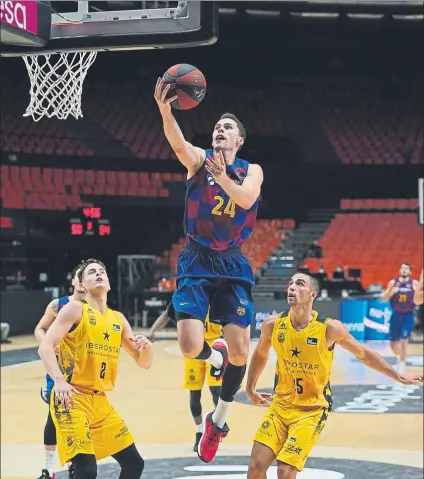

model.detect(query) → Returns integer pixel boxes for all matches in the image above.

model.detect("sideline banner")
[340,298,367,341]
[364,299,391,341]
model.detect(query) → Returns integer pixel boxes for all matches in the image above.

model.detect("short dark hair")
[292,272,321,296]
[71,263,83,281]
[400,262,411,270]
[219,113,246,141]
[309,275,321,296]
[78,258,107,282]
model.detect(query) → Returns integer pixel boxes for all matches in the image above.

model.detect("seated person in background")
[333,265,346,280]
[1,322,11,343]
[316,289,332,302]
[318,265,327,277]
[307,240,322,259]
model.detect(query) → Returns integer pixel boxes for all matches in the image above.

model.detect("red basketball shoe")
[197,412,229,463]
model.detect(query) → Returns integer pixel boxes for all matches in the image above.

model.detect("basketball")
[162,63,206,110]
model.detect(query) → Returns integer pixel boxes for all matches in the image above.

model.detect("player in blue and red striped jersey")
[382,263,420,374]
[155,78,264,463]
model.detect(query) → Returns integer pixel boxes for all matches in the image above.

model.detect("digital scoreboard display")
[69,207,111,237]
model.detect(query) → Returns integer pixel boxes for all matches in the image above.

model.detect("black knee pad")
[189,389,202,418]
[44,411,57,446]
[72,453,97,479]
[209,386,221,407]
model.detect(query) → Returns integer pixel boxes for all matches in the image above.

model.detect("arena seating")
[162,219,288,287]
[303,212,422,288]
[0,165,185,210]
[2,79,422,164]
[1,81,93,157]
[83,84,284,160]
[306,78,423,165]
[340,198,419,211]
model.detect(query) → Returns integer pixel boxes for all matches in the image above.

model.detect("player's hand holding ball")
[131,335,152,351]
[246,388,273,407]
[154,77,178,116]
[206,150,227,185]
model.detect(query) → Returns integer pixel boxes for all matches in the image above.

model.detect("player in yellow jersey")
[147,303,223,451]
[246,272,423,479]
[38,259,153,479]
[34,263,85,479]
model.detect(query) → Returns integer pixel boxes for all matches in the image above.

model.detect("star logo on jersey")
[103,331,110,341]
[290,347,302,358]
[62,358,72,370]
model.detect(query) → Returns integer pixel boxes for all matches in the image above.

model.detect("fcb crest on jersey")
[206,173,215,186]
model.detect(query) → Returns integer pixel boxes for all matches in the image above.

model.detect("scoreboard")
[69,207,111,236]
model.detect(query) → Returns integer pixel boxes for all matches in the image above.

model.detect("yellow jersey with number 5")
[272,310,334,409]
[58,301,123,392]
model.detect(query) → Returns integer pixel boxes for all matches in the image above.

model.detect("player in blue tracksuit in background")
[34,264,85,479]
[155,77,264,463]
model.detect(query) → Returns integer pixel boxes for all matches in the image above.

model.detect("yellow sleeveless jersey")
[204,314,223,342]
[272,310,334,409]
[58,301,123,393]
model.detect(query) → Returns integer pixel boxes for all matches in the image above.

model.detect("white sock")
[44,450,55,472]
[196,422,204,434]
[212,398,231,429]
[206,347,223,370]
[398,361,406,374]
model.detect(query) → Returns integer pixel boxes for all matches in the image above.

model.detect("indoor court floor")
[1,333,423,479]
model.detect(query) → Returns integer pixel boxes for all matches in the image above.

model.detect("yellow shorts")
[183,357,223,390]
[253,399,329,471]
[50,389,134,466]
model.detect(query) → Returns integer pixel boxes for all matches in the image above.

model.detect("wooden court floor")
[1,334,423,478]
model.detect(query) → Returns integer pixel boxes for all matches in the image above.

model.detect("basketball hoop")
[22,51,97,122]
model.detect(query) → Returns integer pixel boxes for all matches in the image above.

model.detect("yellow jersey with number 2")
[58,300,123,393]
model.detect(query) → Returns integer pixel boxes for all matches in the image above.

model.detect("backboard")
[0,1,218,56]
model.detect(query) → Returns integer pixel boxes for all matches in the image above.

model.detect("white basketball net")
[22,51,97,122]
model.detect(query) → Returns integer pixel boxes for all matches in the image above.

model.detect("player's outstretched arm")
[38,301,83,408]
[206,150,263,210]
[121,314,153,369]
[146,310,170,341]
[327,319,423,385]
[34,298,59,344]
[414,271,423,305]
[246,315,276,406]
[154,77,204,175]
